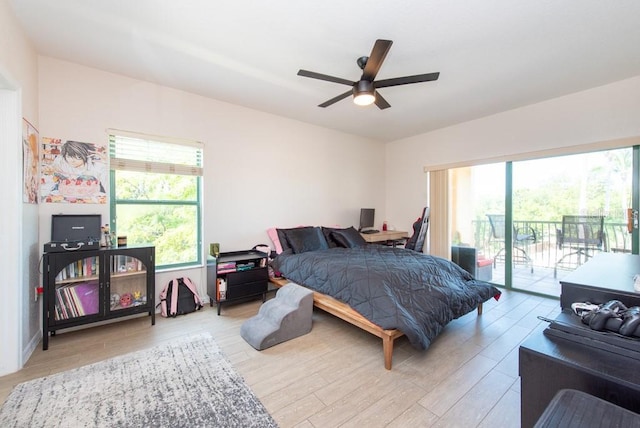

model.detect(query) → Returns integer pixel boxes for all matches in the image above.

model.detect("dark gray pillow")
[276,226,314,252]
[321,226,344,248]
[331,226,367,248]
[285,227,329,254]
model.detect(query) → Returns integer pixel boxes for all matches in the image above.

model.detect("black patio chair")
[554,215,605,278]
[487,214,536,273]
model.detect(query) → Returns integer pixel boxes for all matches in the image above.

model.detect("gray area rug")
[0,333,277,427]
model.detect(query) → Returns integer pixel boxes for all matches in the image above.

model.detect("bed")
[269,225,501,370]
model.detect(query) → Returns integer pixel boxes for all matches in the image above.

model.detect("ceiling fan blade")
[297,69,354,86]
[318,90,352,108]
[374,92,391,110]
[375,72,440,88]
[361,39,393,81]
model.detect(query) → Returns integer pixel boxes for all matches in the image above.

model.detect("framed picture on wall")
[22,118,39,204]
[39,137,108,204]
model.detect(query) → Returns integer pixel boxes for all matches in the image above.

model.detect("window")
[109,130,203,269]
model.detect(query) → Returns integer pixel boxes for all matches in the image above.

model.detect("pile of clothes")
[577,300,640,337]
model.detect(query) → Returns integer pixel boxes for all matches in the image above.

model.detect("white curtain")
[428,169,451,259]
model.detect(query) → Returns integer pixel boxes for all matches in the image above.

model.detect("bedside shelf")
[207,250,269,315]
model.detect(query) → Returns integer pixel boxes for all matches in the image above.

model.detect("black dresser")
[519,253,640,428]
[559,252,640,309]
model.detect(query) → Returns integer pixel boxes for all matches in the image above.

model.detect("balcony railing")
[469,219,632,272]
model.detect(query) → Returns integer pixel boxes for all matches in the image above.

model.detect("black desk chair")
[554,215,604,278]
[405,207,430,253]
[486,214,536,273]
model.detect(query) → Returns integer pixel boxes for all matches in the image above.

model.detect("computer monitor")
[359,208,375,231]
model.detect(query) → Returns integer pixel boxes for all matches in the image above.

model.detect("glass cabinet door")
[108,253,148,312]
[53,255,100,321]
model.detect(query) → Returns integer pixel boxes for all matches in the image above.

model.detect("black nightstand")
[206,250,268,315]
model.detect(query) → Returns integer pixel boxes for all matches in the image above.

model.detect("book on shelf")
[216,278,227,301]
[54,281,99,320]
[217,261,237,274]
[64,286,80,317]
[111,255,144,274]
[236,261,255,271]
[72,282,99,315]
[55,256,99,282]
[55,289,69,320]
[57,287,75,319]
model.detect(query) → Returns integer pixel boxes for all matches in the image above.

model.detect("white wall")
[37,56,385,306]
[0,0,40,376]
[385,76,640,235]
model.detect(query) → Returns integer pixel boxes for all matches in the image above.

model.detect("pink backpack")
[158,277,203,317]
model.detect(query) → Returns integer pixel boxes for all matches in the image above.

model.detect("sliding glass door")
[450,163,505,286]
[449,146,636,297]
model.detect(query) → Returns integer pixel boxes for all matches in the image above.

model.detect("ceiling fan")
[297,39,440,109]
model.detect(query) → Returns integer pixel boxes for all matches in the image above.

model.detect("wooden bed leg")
[477,302,483,315]
[383,335,394,370]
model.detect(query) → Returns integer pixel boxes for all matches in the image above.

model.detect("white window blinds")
[108,129,203,176]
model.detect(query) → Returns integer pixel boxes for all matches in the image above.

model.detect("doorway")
[0,77,23,375]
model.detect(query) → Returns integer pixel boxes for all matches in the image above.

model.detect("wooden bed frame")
[269,277,483,370]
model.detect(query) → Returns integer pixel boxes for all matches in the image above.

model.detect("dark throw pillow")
[285,227,329,254]
[322,226,344,248]
[331,226,367,248]
[276,226,314,252]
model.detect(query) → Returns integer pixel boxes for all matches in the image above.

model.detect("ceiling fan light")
[353,80,375,106]
[353,93,375,106]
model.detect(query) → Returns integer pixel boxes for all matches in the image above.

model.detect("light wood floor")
[0,289,559,427]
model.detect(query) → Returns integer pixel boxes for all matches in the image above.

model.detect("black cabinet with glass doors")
[42,245,155,350]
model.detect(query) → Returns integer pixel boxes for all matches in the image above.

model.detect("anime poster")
[40,137,108,204]
[22,119,39,203]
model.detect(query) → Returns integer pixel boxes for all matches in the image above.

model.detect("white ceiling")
[8,0,640,142]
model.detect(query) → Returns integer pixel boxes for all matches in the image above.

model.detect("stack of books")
[236,261,255,271]
[54,281,99,320]
[217,261,236,274]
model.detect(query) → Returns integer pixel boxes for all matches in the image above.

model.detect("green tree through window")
[109,131,203,269]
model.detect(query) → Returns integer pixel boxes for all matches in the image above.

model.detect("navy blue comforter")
[271,246,501,350]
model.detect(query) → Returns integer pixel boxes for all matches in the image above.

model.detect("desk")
[360,230,408,245]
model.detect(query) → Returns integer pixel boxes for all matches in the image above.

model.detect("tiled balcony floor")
[487,263,577,298]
